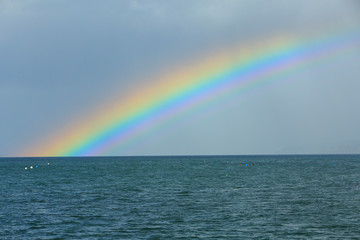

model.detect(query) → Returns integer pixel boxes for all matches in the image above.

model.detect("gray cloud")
[1,0,360,156]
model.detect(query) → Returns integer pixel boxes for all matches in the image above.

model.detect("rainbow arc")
[24,28,360,157]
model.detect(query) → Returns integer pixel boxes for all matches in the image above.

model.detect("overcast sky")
[1,0,360,157]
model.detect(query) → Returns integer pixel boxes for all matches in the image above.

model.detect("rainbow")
[24,27,360,157]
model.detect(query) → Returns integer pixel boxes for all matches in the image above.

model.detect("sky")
[1,0,360,157]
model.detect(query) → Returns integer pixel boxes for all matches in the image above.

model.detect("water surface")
[1,155,359,239]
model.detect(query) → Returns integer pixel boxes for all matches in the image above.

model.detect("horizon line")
[1,153,360,159]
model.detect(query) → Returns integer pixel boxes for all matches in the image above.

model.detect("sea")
[1,155,359,239]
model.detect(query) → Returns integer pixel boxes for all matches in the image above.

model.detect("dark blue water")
[1,155,359,239]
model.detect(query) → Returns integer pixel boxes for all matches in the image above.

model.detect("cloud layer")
[1,0,360,156]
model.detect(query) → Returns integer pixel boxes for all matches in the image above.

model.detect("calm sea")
[1,155,359,239]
